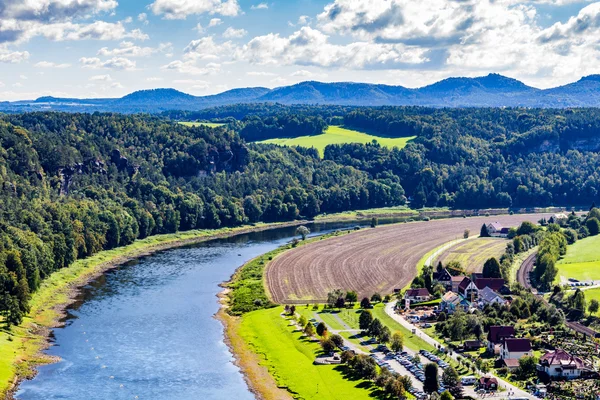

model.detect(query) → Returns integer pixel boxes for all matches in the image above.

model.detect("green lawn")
[370,304,435,352]
[557,235,600,282]
[179,121,224,128]
[260,126,416,156]
[239,307,383,400]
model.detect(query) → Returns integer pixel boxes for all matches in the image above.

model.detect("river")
[15,219,398,400]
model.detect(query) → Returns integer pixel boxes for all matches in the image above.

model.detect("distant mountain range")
[3,73,600,113]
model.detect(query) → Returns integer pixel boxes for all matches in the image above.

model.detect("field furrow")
[266,214,546,303]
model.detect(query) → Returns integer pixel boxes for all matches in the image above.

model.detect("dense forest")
[0,112,403,325]
[3,106,600,326]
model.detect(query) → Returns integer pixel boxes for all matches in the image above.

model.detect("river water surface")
[16,220,394,400]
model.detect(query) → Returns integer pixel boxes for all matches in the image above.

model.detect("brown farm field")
[266,214,547,303]
[434,237,508,274]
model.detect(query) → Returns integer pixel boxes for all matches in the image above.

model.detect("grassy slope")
[434,237,508,273]
[557,235,600,281]
[0,222,292,398]
[238,307,381,400]
[260,126,416,156]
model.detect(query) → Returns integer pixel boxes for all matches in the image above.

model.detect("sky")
[0,0,599,100]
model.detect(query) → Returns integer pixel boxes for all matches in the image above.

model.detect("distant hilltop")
[4,73,600,113]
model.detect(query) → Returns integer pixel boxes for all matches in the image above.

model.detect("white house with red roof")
[538,349,590,379]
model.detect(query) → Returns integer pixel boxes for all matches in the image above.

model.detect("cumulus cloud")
[209,18,223,27]
[98,41,156,57]
[0,50,30,63]
[80,56,136,70]
[251,3,268,10]
[238,26,428,69]
[160,60,221,75]
[90,74,112,81]
[149,0,240,20]
[0,0,117,21]
[34,61,70,68]
[138,13,149,25]
[184,36,235,60]
[223,27,247,38]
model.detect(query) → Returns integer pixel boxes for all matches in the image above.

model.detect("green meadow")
[179,121,225,128]
[260,126,416,156]
[557,235,600,282]
[238,306,382,400]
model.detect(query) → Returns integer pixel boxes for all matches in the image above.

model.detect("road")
[516,252,600,338]
[384,302,536,400]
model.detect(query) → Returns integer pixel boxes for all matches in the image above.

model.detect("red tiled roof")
[451,275,466,282]
[474,278,505,291]
[487,326,515,343]
[504,338,531,353]
[503,359,520,368]
[540,349,585,369]
[479,376,498,387]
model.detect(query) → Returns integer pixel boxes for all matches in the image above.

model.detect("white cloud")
[247,71,276,76]
[149,0,240,20]
[0,50,30,63]
[209,18,223,27]
[251,3,268,10]
[12,82,23,88]
[138,13,149,24]
[194,23,205,33]
[19,75,27,80]
[238,26,428,69]
[34,61,71,68]
[97,41,156,57]
[223,27,247,38]
[298,15,311,26]
[184,36,235,60]
[146,76,163,81]
[80,56,136,70]
[0,0,118,21]
[161,60,221,75]
[90,74,112,81]
[291,69,313,77]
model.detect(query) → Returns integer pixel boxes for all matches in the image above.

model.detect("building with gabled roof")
[538,349,591,379]
[501,338,532,360]
[487,326,515,353]
[404,288,432,303]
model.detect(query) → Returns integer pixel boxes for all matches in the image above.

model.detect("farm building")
[487,326,515,353]
[502,358,520,372]
[501,338,532,360]
[404,288,432,303]
[463,340,482,351]
[486,222,509,237]
[538,349,590,379]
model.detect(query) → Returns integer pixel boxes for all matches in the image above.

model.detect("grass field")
[316,206,419,221]
[557,235,600,282]
[238,306,383,400]
[260,126,416,156]
[434,237,508,273]
[179,121,224,128]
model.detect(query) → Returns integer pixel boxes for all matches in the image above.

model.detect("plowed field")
[434,237,508,274]
[266,214,546,303]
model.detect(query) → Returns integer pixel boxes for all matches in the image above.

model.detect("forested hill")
[0,112,403,325]
[4,74,600,113]
[2,108,600,326]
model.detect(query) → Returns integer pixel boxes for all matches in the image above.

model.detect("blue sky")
[0,0,598,100]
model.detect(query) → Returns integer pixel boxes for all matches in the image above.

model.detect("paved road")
[385,302,536,400]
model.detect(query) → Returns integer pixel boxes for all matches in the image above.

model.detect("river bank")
[0,221,306,400]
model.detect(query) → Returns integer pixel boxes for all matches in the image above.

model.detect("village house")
[433,268,453,291]
[451,275,466,292]
[486,222,509,237]
[549,213,569,225]
[487,326,515,353]
[501,338,532,360]
[463,340,482,351]
[440,291,470,314]
[538,349,590,379]
[404,288,432,304]
[458,277,478,300]
[478,286,508,307]
[478,376,498,391]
